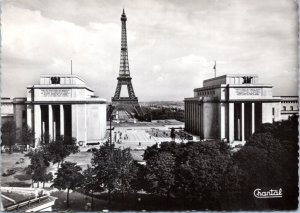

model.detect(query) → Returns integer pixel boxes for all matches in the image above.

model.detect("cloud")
[1,0,298,101]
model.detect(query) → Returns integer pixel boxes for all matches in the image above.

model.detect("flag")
[213,61,216,70]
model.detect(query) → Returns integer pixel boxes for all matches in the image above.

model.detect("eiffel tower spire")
[111,10,143,119]
[119,9,130,77]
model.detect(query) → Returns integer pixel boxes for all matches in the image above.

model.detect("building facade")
[2,75,107,147]
[1,98,14,124]
[279,96,298,120]
[184,74,297,143]
[1,98,27,142]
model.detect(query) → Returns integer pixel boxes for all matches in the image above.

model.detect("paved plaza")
[111,120,185,150]
[1,120,185,188]
[83,119,185,161]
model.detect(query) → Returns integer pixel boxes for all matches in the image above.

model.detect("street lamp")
[91,174,97,211]
[107,104,115,150]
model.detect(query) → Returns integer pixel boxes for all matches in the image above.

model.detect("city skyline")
[2,0,298,102]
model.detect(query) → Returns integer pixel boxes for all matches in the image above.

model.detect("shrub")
[14,174,32,181]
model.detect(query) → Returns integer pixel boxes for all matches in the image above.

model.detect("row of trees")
[25,116,298,210]
[78,116,297,210]
[25,136,79,188]
[138,116,298,210]
[224,116,298,210]
[140,106,184,122]
[1,121,34,151]
[50,142,140,209]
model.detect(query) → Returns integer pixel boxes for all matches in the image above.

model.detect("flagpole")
[213,61,216,78]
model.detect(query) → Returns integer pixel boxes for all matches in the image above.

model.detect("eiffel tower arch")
[111,9,144,120]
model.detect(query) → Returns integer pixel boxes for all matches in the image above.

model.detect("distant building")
[279,96,298,120]
[1,75,107,147]
[184,74,298,143]
[1,97,27,140]
[1,97,14,124]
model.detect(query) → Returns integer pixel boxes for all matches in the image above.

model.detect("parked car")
[87,148,97,153]
[2,169,16,177]
[1,145,10,153]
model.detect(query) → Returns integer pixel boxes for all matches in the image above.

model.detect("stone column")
[191,103,193,131]
[241,102,245,142]
[72,105,77,140]
[196,104,199,135]
[228,103,234,142]
[220,103,226,140]
[42,122,45,140]
[34,105,42,147]
[53,122,56,141]
[48,105,53,141]
[190,103,192,133]
[191,103,194,133]
[200,103,203,139]
[251,103,255,134]
[186,103,188,130]
[60,105,64,137]
[189,103,192,132]
[193,103,195,133]
[262,103,273,123]
[27,105,32,129]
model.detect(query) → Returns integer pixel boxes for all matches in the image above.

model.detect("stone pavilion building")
[184,74,297,143]
[10,74,107,147]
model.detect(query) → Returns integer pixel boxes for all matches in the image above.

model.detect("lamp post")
[91,174,96,211]
[110,104,112,147]
[107,104,115,150]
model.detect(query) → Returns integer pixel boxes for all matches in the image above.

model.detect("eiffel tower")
[111,9,143,119]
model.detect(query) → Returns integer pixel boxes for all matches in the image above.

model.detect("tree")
[115,148,135,200]
[20,125,35,147]
[1,120,16,152]
[52,161,83,208]
[224,117,299,210]
[25,149,51,188]
[143,141,232,209]
[91,142,136,206]
[82,165,105,210]
[45,136,79,168]
[91,143,116,205]
[127,160,146,207]
[176,141,231,209]
[145,151,175,199]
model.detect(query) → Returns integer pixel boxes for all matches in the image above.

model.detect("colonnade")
[33,104,69,143]
[226,102,256,142]
[185,101,258,142]
[184,101,201,136]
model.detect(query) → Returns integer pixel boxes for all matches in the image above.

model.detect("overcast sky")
[1,0,298,101]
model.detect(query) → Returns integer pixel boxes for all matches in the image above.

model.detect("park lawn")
[64,151,93,171]
[51,190,120,211]
[1,151,95,187]
[1,153,32,187]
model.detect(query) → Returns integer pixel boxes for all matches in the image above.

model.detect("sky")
[1,0,298,101]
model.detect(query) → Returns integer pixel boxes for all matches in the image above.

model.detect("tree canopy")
[20,125,35,147]
[1,120,16,151]
[224,116,298,210]
[52,161,83,208]
[90,142,140,205]
[44,136,79,167]
[143,141,232,209]
[25,148,52,187]
[141,116,298,211]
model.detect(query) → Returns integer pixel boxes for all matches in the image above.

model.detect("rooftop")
[203,74,259,87]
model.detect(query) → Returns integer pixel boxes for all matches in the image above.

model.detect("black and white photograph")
[0,0,299,211]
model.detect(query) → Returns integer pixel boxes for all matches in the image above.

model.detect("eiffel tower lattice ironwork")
[111,9,143,118]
